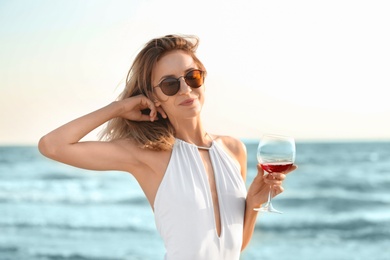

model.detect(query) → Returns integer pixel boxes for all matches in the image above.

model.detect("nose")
[178,77,191,94]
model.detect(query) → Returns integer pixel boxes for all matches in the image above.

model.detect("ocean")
[0,141,389,260]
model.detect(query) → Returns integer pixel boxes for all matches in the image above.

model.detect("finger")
[263,172,284,183]
[256,164,265,177]
[285,164,298,174]
[273,185,284,197]
[249,164,265,188]
[271,173,286,181]
[149,109,158,122]
[156,106,167,119]
[264,178,283,186]
[138,113,156,122]
[263,172,284,180]
[139,96,158,122]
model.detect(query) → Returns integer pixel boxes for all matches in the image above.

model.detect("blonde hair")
[100,34,207,151]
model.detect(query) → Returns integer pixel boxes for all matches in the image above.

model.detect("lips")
[179,98,195,106]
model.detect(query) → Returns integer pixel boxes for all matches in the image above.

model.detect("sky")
[1,0,389,145]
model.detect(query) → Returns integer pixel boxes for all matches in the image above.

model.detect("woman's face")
[152,50,205,121]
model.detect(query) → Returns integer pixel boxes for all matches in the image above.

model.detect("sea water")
[1,141,389,260]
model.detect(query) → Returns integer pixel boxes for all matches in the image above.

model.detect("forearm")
[241,164,296,251]
[241,200,259,251]
[38,102,122,155]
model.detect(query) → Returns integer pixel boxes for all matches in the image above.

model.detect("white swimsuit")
[154,138,247,260]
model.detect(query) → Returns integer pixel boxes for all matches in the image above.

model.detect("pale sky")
[1,0,389,145]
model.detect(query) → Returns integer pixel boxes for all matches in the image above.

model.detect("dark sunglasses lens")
[160,79,180,96]
[185,70,204,88]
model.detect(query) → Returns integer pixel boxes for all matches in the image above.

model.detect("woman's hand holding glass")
[247,134,297,214]
[247,163,296,213]
[255,134,296,213]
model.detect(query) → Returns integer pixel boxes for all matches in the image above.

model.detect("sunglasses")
[153,69,205,96]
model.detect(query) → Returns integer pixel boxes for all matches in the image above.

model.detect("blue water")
[1,141,390,260]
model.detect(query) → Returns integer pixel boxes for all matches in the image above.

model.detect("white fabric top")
[154,138,247,260]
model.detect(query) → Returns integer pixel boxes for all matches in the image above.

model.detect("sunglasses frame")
[153,69,205,96]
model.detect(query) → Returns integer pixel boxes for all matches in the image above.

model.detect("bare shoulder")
[211,134,247,162]
[211,134,247,179]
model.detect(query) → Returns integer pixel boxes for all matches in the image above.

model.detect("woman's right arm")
[38,95,164,172]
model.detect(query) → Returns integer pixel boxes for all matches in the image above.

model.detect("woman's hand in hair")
[117,95,167,122]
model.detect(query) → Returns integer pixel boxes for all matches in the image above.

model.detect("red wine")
[261,162,293,173]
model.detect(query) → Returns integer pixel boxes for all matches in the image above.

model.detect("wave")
[40,174,85,180]
[0,246,20,260]
[0,194,149,205]
[256,217,390,241]
[33,254,122,260]
[0,221,154,233]
[277,194,390,212]
[0,246,18,253]
[0,179,148,205]
[315,179,390,193]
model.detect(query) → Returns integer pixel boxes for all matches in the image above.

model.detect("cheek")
[159,99,176,115]
[153,90,169,103]
[196,87,206,103]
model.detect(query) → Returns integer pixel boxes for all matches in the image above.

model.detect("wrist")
[246,196,262,209]
[246,200,261,213]
[108,100,126,117]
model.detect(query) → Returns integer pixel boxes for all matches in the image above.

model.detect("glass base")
[253,203,283,214]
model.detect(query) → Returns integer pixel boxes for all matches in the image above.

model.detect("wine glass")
[253,134,296,214]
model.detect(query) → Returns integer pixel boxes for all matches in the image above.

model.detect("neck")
[176,131,211,147]
[174,119,212,148]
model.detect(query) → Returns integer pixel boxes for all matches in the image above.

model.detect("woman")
[39,34,296,260]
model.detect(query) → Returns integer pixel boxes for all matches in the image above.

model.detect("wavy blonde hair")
[100,34,207,151]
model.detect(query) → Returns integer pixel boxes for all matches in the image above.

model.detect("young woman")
[39,34,296,260]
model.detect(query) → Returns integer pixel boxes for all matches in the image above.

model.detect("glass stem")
[267,185,273,204]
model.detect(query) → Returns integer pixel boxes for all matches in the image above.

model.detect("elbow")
[241,242,248,252]
[38,135,58,159]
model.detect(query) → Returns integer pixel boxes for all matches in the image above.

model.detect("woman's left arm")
[219,136,296,250]
[242,163,297,250]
